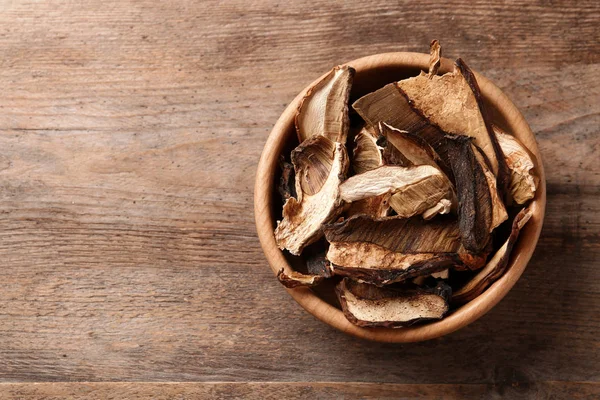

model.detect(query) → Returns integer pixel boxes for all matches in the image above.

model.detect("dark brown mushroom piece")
[452,207,533,304]
[323,215,486,285]
[295,65,355,144]
[472,144,508,230]
[336,278,452,328]
[277,155,296,202]
[274,136,349,255]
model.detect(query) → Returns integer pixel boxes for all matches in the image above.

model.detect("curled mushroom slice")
[379,122,445,170]
[274,136,349,255]
[472,144,508,231]
[337,279,451,328]
[295,65,355,143]
[277,269,324,288]
[445,136,495,252]
[453,207,533,304]
[323,215,483,285]
[494,126,539,204]
[352,126,383,174]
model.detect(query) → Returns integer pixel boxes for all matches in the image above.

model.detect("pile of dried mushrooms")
[274,41,539,328]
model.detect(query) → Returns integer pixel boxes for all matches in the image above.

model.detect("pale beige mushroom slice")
[352,126,383,174]
[274,136,349,255]
[295,65,355,144]
[494,126,539,204]
[336,279,451,328]
[339,165,454,219]
[347,126,390,218]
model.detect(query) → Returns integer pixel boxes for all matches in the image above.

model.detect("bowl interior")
[254,52,546,342]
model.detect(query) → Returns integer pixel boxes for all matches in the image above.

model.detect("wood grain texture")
[2,381,600,400]
[0,0,598,396]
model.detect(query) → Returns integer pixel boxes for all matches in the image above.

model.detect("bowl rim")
[254,51,546,343]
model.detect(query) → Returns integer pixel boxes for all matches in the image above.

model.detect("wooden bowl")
[254,52,546,343]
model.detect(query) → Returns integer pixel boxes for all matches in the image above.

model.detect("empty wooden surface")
[0,0,598,398]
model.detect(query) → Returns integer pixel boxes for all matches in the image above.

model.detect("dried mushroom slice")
[274,136,349,255]
[323,215,481,285]
[295,65,355,144]
[379,123,455,219]
[326,241,459,285]
[353,83,498,252]
[455,58,511,197]
[380,122,445,170]
[341,158,454,220]
[340,165,449,203]
[395,43,509,195]
[453,207,533,304]
[427,39,442,78]
[277,156,296,202]
[472,144,508,231]
[352,83,458,186]
[445,136,494,252]
[305,250,332,278]
[337,279,451,328]
[352,126,383,174]
[347,126,390,218]
[494,126,539,204]
[277,269,324,288]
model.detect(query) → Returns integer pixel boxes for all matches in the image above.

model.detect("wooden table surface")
[0,0,598,398]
